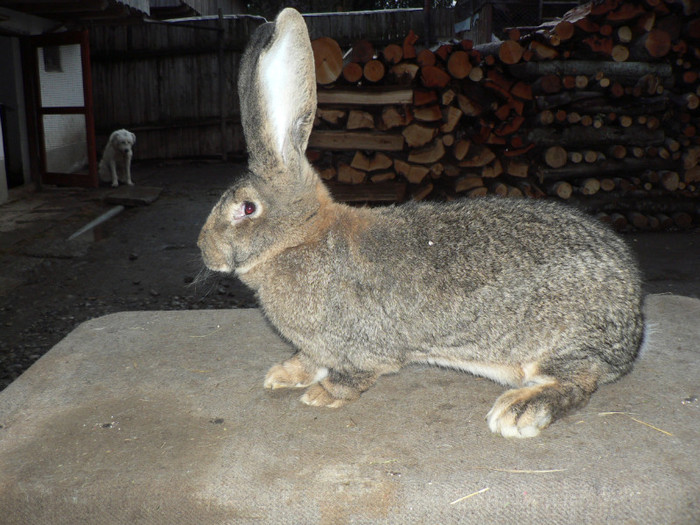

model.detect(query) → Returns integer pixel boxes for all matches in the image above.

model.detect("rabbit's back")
[258,197,643,382]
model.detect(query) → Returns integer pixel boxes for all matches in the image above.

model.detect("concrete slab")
[105,185,163,206]
[0,295,698,524]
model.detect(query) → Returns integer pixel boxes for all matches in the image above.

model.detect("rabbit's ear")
[238,8,316,174]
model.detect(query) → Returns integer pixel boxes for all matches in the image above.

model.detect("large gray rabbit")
[198,8,644,438]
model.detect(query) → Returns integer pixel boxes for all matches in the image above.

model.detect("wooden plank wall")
[305,8,454,47]
[89,9,455,160]
[90,15,264,160]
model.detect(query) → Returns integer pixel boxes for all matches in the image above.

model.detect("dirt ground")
[1,160,699,391]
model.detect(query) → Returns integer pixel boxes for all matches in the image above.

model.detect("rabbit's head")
[198,8,330,276]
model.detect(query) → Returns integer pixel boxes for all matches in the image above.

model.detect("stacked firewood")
[308,0,700,230]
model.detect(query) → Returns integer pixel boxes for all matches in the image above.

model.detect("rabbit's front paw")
[486,386,555,438]
[263,355,325,390]
[300,383,349,408]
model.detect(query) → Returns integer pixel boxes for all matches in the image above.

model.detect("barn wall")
[89,9,456,160]
[90,15,263,159]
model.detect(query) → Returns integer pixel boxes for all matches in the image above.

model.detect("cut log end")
[544,146,568,169]
[363,60,385,83]
[312,37,343,85]
[447,50,473,79]
[498,40,524,65]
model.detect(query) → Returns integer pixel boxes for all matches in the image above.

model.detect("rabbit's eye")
[243,201,256,216]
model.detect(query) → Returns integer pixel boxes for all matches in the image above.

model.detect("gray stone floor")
[0,296,698,523]
[1,162,699,522]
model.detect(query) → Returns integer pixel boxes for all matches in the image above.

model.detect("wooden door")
[28,30,97,187]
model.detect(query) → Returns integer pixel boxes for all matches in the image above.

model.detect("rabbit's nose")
[198,231,230,273]
[196,230,209,253]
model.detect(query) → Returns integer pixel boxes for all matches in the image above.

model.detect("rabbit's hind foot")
[263,354,328,390]
[300,370,379,408]
[300,383,350,408]
[486,378,595,438]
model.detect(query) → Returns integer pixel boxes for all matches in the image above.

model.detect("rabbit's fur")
[198,8,644,438]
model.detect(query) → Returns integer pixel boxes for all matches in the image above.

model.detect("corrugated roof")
[0,0,150,25]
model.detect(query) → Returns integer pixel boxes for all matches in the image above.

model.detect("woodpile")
[308,0,700,230]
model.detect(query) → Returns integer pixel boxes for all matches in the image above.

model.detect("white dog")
[99,129,135,187]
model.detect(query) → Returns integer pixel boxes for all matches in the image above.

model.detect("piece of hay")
[450,487,490,505]
[485,467,567,474]
[598,411,674,436]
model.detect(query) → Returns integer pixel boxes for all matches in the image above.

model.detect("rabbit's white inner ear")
[261,31,295,162]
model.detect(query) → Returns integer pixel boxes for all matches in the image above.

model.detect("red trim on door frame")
[30,30,98,188]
